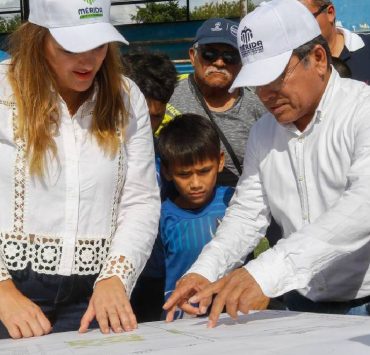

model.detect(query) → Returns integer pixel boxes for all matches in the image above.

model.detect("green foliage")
[253,237,270,258]
[130,0,256,24]
[0,15,21,33]
[247,0,257,13]
[131,1,187,23]
[191,1,243,20]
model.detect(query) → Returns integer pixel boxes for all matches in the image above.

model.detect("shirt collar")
[312,67,344,125]
[283,113,320,136]
[337,27,365,52]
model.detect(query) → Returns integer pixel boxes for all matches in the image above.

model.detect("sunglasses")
[199,47,241,65]
[312,4,329,18]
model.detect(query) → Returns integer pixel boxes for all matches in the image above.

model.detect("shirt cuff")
[245,248,305,298]
[186,262,220,283]
[0,263,11,282]
[95,254,137,297]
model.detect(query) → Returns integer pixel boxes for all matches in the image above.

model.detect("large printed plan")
[1,310,370,354]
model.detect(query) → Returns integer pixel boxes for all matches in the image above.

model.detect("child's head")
[121,50,177,133]
[158,114,224,209]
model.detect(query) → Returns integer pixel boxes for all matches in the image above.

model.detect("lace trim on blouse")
[0,100,137,291]
[95,255,136,293]
[0,233,110,275]
[95,137,138,290]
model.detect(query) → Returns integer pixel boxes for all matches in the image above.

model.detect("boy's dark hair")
[158,114,221,169]
[121,49,178,103]
[331,57,352,78]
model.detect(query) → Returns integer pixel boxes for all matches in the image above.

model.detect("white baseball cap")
[28,0,129,53]
[230,0,321,90]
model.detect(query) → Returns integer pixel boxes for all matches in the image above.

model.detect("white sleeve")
[96,81,160,296]
[246,104,370,298]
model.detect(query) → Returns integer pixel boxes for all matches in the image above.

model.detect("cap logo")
[79,0,103,19]
[230,25,238,38]
[211,22,223,32]
[239,27,263,57]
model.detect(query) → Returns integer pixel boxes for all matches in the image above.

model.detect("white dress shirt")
[188,70,370,302]
[338,26,365,52]
[0,62,160,295]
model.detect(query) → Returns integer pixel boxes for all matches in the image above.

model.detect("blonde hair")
[7,22,129,176]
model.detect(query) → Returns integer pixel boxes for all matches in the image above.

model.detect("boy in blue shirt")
[157,114,234,319]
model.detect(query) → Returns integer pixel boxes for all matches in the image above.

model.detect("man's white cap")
[230,0,321,90]
[28,0,128,53]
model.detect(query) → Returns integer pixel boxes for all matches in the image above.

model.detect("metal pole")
[20,0,30,21]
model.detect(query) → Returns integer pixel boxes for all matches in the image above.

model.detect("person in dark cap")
[164,18,265,187]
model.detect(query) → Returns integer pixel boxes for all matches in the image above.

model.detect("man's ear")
[326,4,336,25]
[311,45,329,76]
[189,47,196,66]
[161,165,173,181]
[218,151,225,172]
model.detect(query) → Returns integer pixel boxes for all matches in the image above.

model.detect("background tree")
[0,15,21,33]
[130,0,256,23]
[131,1,187,23]
[191,1,244,20]
[247,0,257,13]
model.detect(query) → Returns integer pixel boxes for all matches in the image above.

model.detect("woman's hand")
[0,279,52,339]
[79,276,137,334]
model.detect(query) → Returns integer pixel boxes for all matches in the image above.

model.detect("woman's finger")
[107,308,123,333]
[36,310,52,335]
[117,301,137,332]
[79,302,96,333]
[95,305,110,334]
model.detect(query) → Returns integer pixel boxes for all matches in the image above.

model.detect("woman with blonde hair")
[0,0,160,339]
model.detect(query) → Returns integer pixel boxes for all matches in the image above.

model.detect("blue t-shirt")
[160,186,234,308]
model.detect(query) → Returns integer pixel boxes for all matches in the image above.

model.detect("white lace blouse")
[0,62,160,295]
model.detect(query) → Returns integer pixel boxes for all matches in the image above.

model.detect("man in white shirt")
[300,0,370,83]
[163,0,370,327]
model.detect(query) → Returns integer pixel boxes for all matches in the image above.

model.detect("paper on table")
[1,310,370,355]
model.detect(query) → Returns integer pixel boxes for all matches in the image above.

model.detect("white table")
[1,310,370,354]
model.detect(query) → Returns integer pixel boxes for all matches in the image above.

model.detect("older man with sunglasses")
[164,18,265,187]
[164,0,370,326]
[300,0,370,84]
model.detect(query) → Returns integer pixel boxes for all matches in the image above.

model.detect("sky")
[0,0,19,11]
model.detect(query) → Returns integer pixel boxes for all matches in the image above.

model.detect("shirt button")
[299,176,304,182]
[298,137,304,142]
